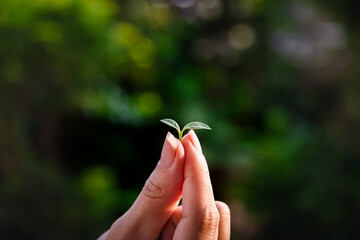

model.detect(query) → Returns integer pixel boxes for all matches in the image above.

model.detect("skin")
[98,130,231,240]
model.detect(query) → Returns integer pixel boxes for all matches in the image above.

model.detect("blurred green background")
[1,0,360,239]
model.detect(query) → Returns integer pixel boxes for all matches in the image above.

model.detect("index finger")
[176,130,219,239]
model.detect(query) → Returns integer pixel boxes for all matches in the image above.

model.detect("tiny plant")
[160,118,211,142]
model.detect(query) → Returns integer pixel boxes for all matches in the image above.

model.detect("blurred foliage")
[0,0,360,239]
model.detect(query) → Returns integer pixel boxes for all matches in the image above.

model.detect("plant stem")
[179,130,183,142]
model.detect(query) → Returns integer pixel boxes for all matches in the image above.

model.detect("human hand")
[98,130,230,240]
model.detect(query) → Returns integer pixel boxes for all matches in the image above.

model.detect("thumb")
[137,131,184,210]
[107,132,184,240]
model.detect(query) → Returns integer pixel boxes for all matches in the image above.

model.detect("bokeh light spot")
[81,166,116,198]
[228,23,256,50]
[196,0,222,21]
[135,91,162,116]
[33,21,63,43]
[146,4,172,28]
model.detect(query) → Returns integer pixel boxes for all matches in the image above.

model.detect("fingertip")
[182,132,190,143]
[215,201,231,216]
[160,132,179,168]
[189,129,196,136]
[175,138,185,160]
[215,201,231,240]
[188,130,202,153]
[181,133,195,152]
[167,131,178,149]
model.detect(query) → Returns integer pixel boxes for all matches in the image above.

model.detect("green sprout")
[160,118,211,142]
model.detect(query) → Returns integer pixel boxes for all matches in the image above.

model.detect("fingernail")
[189,130,202,153]
[159,132,178,168]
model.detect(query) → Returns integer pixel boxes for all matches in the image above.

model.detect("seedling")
[160,118,211,142]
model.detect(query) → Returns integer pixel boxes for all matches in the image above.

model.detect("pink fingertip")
[159,132,178,168]
[188,130,202,153]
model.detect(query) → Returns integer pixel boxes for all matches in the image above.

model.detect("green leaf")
[160,118,180,132]
[161,119,211,142]
[182,121,211,132]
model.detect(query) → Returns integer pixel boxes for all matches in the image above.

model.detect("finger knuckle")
[195,205,220,229]
[142,173,167,200]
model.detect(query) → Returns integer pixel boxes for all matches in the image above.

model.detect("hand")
[99,130,230,240]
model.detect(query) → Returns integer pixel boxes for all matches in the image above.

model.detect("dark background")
[1,0,360,239]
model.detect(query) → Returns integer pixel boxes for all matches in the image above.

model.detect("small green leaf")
[182,121,211,132]
[161,119,211,142]
[160,118,180,132]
